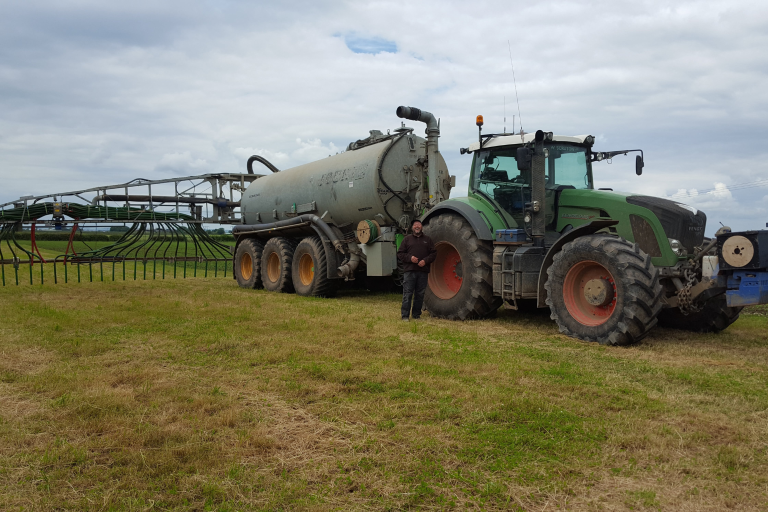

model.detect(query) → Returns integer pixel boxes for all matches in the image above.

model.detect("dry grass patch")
[1,279,768,510]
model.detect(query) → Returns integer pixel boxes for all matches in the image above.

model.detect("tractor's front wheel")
[545,235,663,345]
[423,213,501,320]
[657,296,742,333]
[234,238,264,289]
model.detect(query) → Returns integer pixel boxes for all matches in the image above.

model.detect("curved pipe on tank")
[396,106,441,207]
[246,155,280,174]
[396,106,438,132]
[232,214,345,253]
[337,241,362,279]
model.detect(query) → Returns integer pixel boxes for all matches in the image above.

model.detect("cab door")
[472,148,530,228]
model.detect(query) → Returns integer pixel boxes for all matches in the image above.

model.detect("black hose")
[377,133,409,223]
[247,155,280,174]
[232,214,343,252]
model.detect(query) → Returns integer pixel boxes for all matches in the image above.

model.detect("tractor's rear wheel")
[423,213,501,320]
[261,237,296,293]
[234,238,264,289]
[545,235,662,345]
[291,236,337,297]
[657,296,742,332]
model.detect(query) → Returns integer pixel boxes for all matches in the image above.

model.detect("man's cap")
[411,218,423,227]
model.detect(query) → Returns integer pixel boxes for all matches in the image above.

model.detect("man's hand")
[418,260,426,267]
[411,256,419,263]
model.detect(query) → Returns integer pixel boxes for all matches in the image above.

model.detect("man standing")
[397,219,437,321]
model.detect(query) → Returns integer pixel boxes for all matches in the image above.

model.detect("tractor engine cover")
[626,196,706,253]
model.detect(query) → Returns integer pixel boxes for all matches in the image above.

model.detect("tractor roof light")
[476,115,484,127]
[585,135,595,146]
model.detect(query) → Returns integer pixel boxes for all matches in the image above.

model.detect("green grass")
[1,279,767,510]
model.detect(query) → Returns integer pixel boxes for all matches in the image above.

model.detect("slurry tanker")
[232,106,768,345]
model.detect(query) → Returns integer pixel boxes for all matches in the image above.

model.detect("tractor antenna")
[503,96,506,133]
[507,40,523,137]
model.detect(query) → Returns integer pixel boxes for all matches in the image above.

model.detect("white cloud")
[155,152,210,174]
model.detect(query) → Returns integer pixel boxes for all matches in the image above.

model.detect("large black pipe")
[232,214,344,252]
[247,155,280,174]
[396,106,438,132]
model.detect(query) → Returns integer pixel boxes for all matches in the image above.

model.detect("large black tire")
[261,237,296,293]
[234,238,264,289]
[291,236,337,297]
[422,213,501,320]
[545,235,663,346]
[657,296,742,333]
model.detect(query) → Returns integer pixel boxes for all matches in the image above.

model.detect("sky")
[1,0,767,235]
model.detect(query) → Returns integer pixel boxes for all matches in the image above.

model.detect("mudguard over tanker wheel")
[234,238,264,289]
[422,213,501,320]
[657,297,742,333]
[261,237,296,293]
[545,235,663,346]
[291,236,337,297]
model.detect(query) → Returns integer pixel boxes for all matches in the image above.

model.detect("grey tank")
[241,132,451,230]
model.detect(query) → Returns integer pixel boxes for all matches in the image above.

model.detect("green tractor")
[402,110,763,345]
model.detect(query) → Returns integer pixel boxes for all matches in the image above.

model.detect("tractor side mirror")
[517,148,532,171]
[635,155,644,176]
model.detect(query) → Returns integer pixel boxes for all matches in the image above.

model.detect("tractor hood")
[625,195,706,253]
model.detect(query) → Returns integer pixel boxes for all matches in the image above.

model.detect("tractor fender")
[420,201,494,240]
[536,219,619,307]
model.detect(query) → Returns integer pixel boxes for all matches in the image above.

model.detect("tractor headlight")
[668,238,687,257]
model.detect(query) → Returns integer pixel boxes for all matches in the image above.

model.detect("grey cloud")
[1,0,767,234]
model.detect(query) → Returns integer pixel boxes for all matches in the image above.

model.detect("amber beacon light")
[476,115,484,127]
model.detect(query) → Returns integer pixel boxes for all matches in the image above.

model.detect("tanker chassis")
[232,106,768,345]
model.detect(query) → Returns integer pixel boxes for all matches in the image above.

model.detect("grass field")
[1,278,767,511]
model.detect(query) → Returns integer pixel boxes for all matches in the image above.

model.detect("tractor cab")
[468,134,595,233]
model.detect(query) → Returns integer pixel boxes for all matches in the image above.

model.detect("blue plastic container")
[495,229,527,243]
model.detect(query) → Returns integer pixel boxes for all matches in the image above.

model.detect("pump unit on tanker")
[232,107,453,296]
[232,106,768,345]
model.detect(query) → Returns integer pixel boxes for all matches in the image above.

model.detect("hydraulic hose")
[376,133,409,223]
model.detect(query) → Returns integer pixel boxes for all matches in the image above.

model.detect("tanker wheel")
[422,213,501,320]
[234,238,264,289]
[291,236,337,297]
[657,296,742,333]
[261,237,296,293]
[545,235,663,345]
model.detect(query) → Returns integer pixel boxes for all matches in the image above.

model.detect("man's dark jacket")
[397,233,437,273]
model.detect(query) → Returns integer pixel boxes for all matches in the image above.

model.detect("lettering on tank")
[316,168,366,187]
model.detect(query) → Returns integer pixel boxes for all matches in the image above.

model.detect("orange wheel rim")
[240,252,253,280]
[267,252,280,283]
[428,242,463,299]
[562,260,617,326]
[299,253,314,286]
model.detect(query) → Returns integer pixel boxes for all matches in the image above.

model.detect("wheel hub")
[584,278,614,306]
[453,260,463,279]
[562,260,618,327]
[240,252,253,281]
